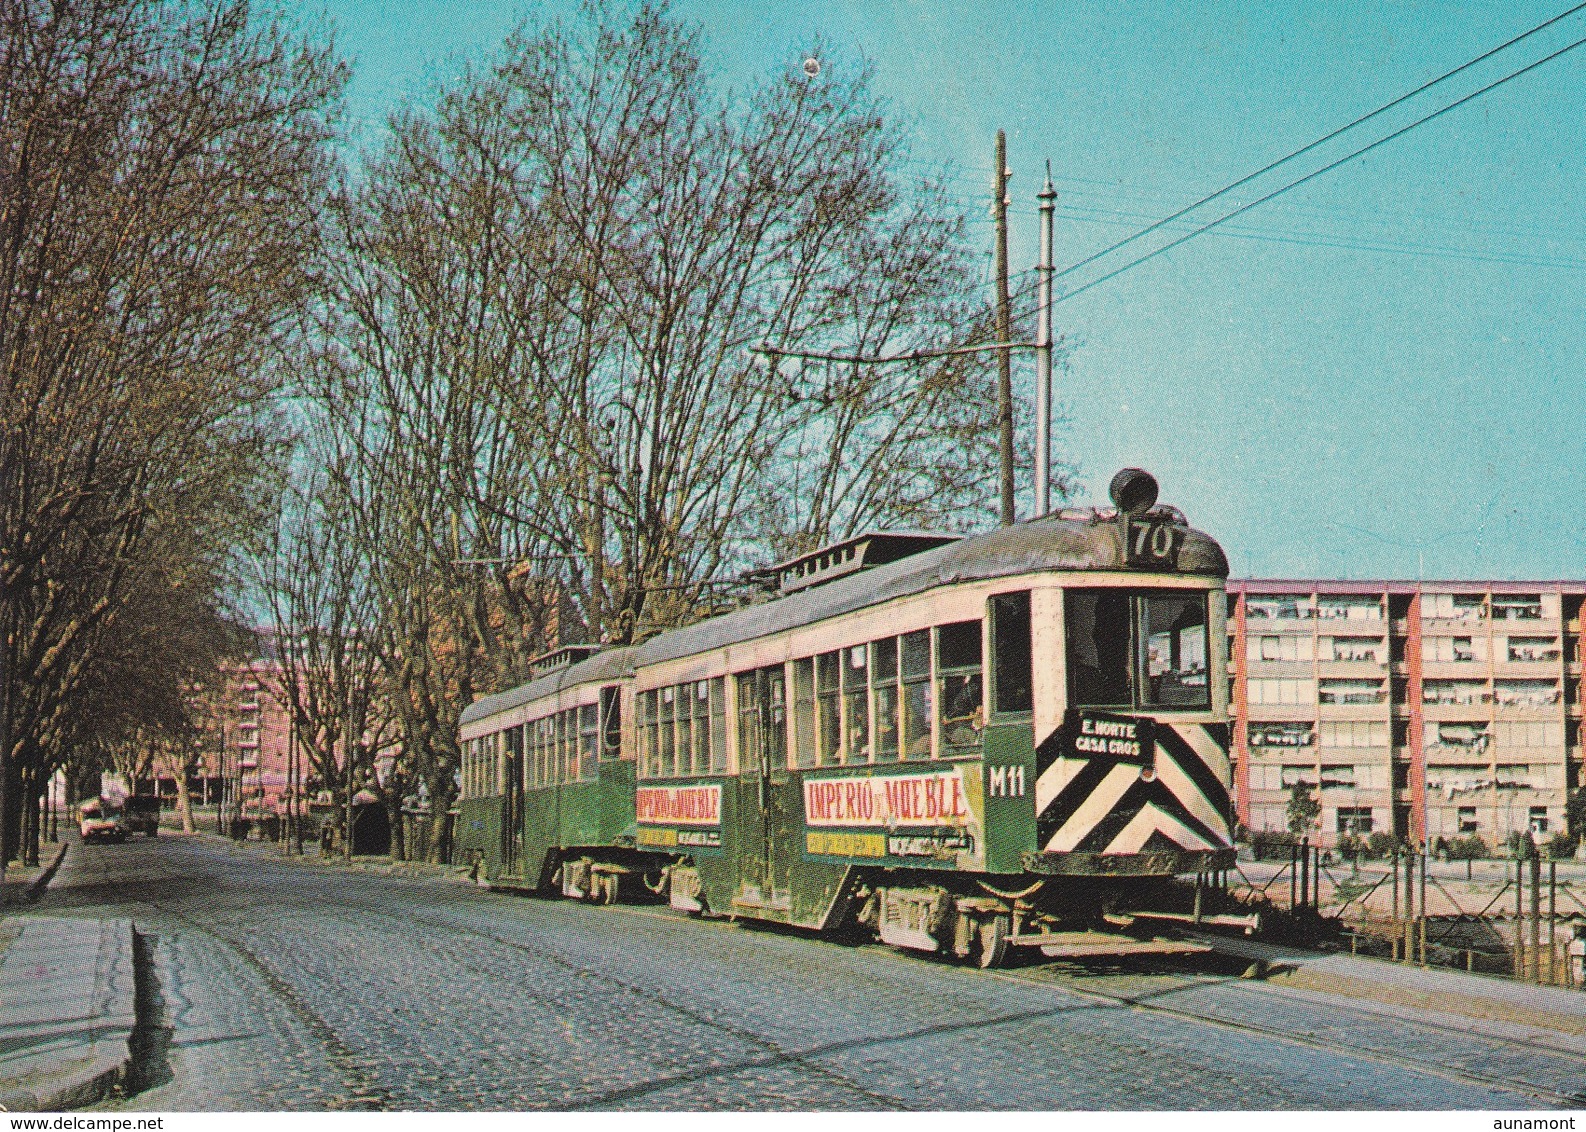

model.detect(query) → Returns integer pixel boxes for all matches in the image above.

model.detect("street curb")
[0,919,139,1113]
[22,842,68,903]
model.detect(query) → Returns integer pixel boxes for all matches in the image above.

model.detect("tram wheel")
[977,914,1010,969]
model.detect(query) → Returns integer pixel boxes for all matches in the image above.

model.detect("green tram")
[456,470,1238,966]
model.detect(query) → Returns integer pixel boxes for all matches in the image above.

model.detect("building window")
[1318,679,1385,705]
[1279,765,1316,789]
[1494,680,1560,708]
[1492,594,1544,621]
[1319,720,1387,748]
[1317,598,1382,622]
[1247,595,1313,620]
[1248,678,1317,706]
[1530,806,1550,833]
[1319,764,1355,789]
[1325,636,1383,663]
[1336,806,1373,834]
[1423,680,1490,706]
[1507,637,1561,662]
[1457,806,1479,833]
[1249,722,1314,748]
[1423,593,1487,621]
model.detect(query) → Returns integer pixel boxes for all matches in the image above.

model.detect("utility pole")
[1035,161,1056,516]
[993,130,1015,527]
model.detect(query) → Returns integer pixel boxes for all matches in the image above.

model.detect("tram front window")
[1067,591,1133,707]
[1140,594,1209,707]
[1066,590,1210,710]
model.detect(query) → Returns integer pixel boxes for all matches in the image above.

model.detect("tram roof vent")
[751,530,963,597]
[526,643,601,679]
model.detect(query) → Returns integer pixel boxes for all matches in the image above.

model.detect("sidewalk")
[0,915,139,1112]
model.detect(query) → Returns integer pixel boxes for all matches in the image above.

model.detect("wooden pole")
[992,130,1015,528]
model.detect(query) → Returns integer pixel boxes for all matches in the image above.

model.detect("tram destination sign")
[1060,709,1155,767]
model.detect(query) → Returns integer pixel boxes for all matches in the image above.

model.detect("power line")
[1054,0,1586,285]
[1056,29,1586,305]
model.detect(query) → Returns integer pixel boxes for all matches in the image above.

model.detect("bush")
[1246,828,1297,861]
[1445,833,1489,861]
[1506,830,1538,860]
[1545,831,1577,860]
[1366,831,1401,859]
[1336,833,1367,861]
[1430,835,1450,859]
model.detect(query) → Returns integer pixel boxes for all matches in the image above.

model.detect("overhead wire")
[1054,28,1586,304]
[1053,0,1586,284]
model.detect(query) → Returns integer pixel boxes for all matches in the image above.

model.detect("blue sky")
[312,1,1586,581]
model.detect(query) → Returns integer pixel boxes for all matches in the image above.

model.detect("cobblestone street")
[28,834,1580,1110]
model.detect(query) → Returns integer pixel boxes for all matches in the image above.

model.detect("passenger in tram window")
[872,637,900,762]
[937,621,984,756]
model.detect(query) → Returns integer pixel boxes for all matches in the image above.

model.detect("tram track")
[972,954,1586,1109]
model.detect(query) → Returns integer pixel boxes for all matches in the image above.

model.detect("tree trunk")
[176,767,195,834]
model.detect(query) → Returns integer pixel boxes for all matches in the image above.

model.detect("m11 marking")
[988,765,1027,798]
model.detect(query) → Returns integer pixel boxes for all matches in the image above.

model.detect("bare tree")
[0,0,344,868]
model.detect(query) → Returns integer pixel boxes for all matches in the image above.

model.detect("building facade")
[1228,580,1584,848]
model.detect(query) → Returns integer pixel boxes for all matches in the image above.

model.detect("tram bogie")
[454,469,1240,966]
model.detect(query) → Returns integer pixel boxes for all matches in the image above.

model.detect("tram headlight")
[1108,467,1159,515]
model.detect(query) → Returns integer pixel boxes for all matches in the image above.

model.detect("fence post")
[1531,853,1543,984]
[1514,858,1525,979]
[1418,848,1428,966]
[1548,860,1557,985]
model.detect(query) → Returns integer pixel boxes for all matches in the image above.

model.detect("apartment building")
[1228,581,1584,847]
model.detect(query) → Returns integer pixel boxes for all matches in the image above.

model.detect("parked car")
[79,798,127,843]
[122,796,161,838]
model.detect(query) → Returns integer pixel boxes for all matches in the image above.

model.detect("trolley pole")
[993,130,1015,528]
[1034,163,1056,517]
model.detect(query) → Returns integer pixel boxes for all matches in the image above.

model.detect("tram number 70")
[988,765,1026,798]
[1125,517,1181,567]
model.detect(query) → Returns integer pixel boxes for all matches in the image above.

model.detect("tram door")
[502,725,524,876]
[735,665,790,909]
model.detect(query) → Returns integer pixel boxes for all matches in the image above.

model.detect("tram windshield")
[1067,590,1210,710]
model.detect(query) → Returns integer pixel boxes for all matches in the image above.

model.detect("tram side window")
[639,691,658,777]
[843,646,869,762]
[736,672,763,772]
[901,629,932,760]
[792,658,816,768]
[579,705,598,780]
[735,666,786,773]
[816,651,841,765]
[505,724,523,795]
[710,677,728,773]
[600,686,622,760]
[872,637,900,762]
[659,687,677,776]
[937,620,984,757]
[990,591,1033,716]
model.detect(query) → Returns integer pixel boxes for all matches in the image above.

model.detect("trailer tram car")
[456,469,1240,967]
